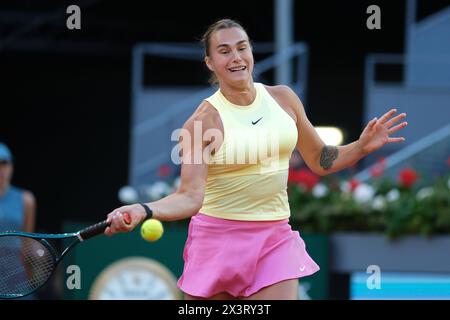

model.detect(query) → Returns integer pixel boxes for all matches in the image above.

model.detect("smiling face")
[204,27,254,88]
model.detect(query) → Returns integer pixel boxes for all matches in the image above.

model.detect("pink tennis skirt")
[177,213,320,298]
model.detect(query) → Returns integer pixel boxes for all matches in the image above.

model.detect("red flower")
[158,164,172,178]
[288,168,319,191]
[349,179,360,192]
[398,167,418,188]
[370,157,386,178]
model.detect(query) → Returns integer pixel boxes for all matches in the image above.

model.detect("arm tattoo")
[320,145,339,170]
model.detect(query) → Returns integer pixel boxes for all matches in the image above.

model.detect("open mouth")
[228,66,247,72]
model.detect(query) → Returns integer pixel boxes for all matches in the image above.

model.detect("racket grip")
[79,220,111,240]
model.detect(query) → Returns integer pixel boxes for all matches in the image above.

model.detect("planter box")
[330,232,450,273]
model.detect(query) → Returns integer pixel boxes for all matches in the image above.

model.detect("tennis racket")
[0,213,131,299]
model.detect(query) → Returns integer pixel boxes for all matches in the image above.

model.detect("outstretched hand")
[358,108,408,155]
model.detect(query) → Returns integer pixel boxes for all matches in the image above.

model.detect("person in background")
[0,143,36,233]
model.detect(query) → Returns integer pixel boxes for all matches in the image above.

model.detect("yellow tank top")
[200,83,298,221]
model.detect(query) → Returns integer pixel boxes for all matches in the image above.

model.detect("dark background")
[1,0,449,233]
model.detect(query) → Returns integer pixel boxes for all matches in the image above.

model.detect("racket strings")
[0,236,55,297]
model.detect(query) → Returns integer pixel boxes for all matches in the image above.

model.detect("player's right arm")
[142,101,221,221]
[105,101,222,235]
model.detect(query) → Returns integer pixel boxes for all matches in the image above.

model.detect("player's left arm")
[22,190,36,233]
[278,85,407,176]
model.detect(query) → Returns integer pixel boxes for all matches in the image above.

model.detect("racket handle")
[79,220,110,240]
[79,213,131,240]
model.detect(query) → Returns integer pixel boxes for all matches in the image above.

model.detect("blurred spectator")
[0,142,36,233]
[0,142,38,299]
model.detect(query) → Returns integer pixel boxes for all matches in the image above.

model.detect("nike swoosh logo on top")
[251,117,263,125]
[300,266,306,272]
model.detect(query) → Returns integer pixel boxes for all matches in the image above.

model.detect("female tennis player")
[105,19,408,300]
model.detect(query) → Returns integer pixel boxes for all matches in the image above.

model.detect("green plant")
[288,163,450,239]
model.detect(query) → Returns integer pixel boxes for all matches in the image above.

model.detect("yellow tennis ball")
[140,219,164,242]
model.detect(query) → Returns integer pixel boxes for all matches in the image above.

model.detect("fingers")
[385,113,407,128]
[369,117,378,128]
[106,210,117,223]
[362,117,378,134]
[104,226,112,237]
[105,209,132,236]
[387,137,406,143]
[112,210,130,231]
[123,212,132,225]
[379,108,398,124]
[388,121,408,135]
